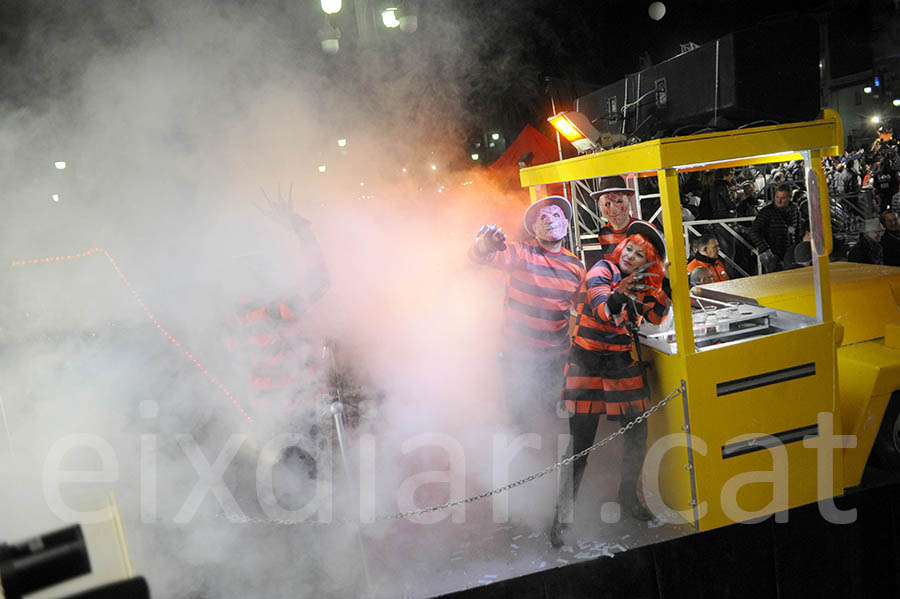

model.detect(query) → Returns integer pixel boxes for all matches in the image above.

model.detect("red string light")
[11,248,254,423]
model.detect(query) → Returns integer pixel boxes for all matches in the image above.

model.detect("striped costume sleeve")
[584,261,619,324]
[636,286,671,325]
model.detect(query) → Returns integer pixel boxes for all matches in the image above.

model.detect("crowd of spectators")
[675,127,900,281]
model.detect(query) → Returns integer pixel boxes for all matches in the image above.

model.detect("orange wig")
[610,234,664,291]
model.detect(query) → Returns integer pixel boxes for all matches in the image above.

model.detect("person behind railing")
[698,168,735,222]
[874,155,899,212]
[687,234,729,282]
[689,266,715,287]
[880,210,900,267]
[783,242,813,270]
[848,218,885,265]
[698,168,737,265]
[750,183,801,273]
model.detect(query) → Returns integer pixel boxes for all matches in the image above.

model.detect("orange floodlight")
[548,113,586,143]
[547,111,604,153]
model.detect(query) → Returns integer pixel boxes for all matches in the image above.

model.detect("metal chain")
[217,382,685,526]
[378,382,684,521]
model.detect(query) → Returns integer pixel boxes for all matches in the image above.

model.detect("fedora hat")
[523,195,573,236]
[589,175,634,199]
[626,220,666,262]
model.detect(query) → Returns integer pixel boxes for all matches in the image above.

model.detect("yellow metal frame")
[521,111,845,532]
[705,262,900,486]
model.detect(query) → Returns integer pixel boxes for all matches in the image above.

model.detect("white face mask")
[533,204,568,242]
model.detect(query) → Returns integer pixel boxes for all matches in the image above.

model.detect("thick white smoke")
[0,0,672,597]
[0,1,597,597]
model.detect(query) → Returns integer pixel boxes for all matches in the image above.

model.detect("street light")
[893,99,900,107]
[872,115,882,124]
[318,165,327,173]
[381,8,400,28]
[320,0,341,14]
[491,132,500,141]
[471,153,479,161]
[54,161,66,170]
[337,138,347,147]
[864,86,872,94]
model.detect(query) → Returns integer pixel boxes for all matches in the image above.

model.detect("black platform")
[437,477,900,599]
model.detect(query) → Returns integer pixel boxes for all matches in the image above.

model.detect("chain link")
[378,382,685,521]
[218,382,685,525]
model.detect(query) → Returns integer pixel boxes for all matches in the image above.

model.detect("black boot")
[621,494,654,521]
[549,514,571,548]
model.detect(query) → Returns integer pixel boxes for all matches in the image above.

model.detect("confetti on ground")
[510,544,519,549]
[482,574,497,579]
[511,535,523,540]
[538,561,546,568]
[574,552,601,559]
[556,559,569,564]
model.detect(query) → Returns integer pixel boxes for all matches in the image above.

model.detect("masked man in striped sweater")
[469,196,585,434]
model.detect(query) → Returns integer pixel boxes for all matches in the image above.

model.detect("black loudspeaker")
[577,15,821,138]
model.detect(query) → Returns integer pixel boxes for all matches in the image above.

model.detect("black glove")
[606,290,627,315]
[661,276,671,298]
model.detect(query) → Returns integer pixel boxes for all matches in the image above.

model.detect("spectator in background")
[881,210,900,267]
[838,161,860,194]
[787,242,813,269]
[848,218,885,265]
[732,186,759,274]
[782,224,812,270]
[699,168,736,267]
[699,168,735,222]
[689,266,716,287]
[875,158,899,211]
[687,234,729,282]
[750,184,802,273]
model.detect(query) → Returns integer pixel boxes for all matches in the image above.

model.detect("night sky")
[0,0,876,162]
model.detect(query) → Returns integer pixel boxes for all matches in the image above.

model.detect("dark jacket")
[848,234,884,265]
[882,230,900,267]
[749,203,802,259]
[699,179,734,220]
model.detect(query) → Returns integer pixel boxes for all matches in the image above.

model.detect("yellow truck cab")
[519,110,900,533]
